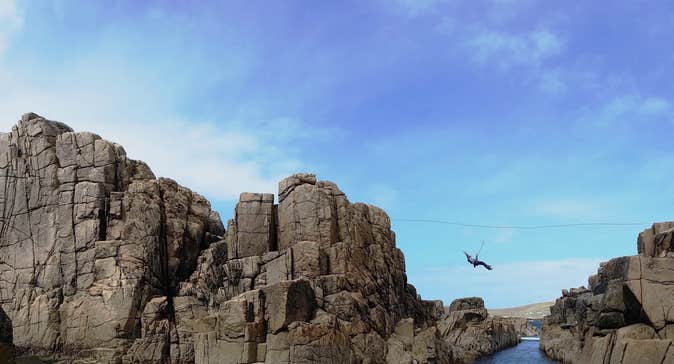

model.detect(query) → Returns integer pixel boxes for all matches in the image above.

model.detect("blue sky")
[2,0,674,308]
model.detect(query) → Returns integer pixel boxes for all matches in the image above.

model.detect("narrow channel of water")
[475,338,558,364]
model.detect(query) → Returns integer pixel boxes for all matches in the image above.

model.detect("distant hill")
[489,301,554,319]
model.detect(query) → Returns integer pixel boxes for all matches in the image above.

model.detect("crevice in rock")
[660,342,672,364]
[623,284,651,326]
[98,197,108,242]
[270,204,278,252]
[157,185,175,361]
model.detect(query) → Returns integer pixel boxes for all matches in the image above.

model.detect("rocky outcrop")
[540,222,674,363]
[0,306,14,364]
[165,171,452,364]
[0,113,224,361]
[0,114,517,363]
[506,317,540,338]
[437,297,519,362]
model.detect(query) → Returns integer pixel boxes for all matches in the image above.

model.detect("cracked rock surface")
[540,222,674,363]
[0,114,517,363]
[436,298,519,363]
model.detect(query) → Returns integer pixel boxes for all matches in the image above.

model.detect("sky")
[1,0,674,308]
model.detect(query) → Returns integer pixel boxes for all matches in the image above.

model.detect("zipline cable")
[390,218,648,230]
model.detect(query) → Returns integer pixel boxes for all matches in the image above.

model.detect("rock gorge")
[0,114,520,363]
[541,223,674,363]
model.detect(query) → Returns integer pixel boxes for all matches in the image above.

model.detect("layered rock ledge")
[0,114,518,363]
[540,222,674,363]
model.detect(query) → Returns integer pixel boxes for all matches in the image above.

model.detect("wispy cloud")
[0,1,338,205]
[600,94,672,120]
[530,199,604,219]
[391,0,447,17]
[466,29,564,69]
[0,0,22,57]
[410,258,603,308]
[0,62,308,203]
[573,94,674,128]
[437,5,568,93]
[0,109,304,202]
[538,68,567,93]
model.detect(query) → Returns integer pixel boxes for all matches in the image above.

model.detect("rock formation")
[0,306,14,364]
[0,113,224,362]
[0,114,518,363]
[438,298,520,362]
[541,222,674,363]
[508,317,540,338]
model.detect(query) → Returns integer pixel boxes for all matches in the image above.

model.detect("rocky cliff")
[0,113,517,363]
[540,222,674,363]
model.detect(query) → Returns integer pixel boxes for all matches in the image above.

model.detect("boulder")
[438,298,519,362]
[448,297,488,321]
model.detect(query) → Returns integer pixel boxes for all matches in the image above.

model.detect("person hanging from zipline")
[463,241,493,270]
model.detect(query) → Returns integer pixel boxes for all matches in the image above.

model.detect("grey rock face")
[0,114,223,362]
[176,174,450,364]
[540,223,674,363]
[508,317,541,337]
[437,298,519,363]
[448,297,488,321]
[0,114,517,363]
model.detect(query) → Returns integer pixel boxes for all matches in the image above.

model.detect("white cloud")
[530,30,563,56]
[397,0,570,93]
[0,0,22,57]
[0,62,310,205]
[591,94,673,125]
[463,28,572,93]
[485,0,531,23]
[410,258,603,308]
[0,107,304,202]
[641,97,671,114]
[467,29,563,69]
[391,0,446,17]
[0,0,20,24]
[0,3,339,211]
[530,199,604,219]
[1,114,303,202]
[93,119,303,200]
[538,69,567,93]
